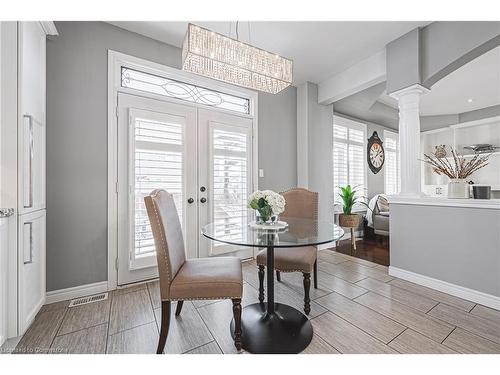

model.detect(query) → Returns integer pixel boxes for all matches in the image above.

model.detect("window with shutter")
[333,115,367,210]
[384,130,401,195]
[134,116,184,258]
[209,124,251,254]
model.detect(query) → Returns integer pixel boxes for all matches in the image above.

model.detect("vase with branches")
[421,146,491,198]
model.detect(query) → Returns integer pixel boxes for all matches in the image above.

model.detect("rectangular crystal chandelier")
[182,23,293,94]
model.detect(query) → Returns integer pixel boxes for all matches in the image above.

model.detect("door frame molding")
[107,50,258,290]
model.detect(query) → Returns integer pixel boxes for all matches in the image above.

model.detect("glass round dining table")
[202,217,344,354]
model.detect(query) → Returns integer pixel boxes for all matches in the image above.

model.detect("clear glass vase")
[255,210,278,225]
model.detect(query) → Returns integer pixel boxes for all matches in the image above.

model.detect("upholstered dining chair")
[144,189,243,354]
[256,188,319,315]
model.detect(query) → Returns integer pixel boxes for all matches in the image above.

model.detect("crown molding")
[389,83,430,100]
[39,21,58,36]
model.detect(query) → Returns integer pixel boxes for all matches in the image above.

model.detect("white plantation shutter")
[134,116,185,258]
[210,124,251,253]
[384,130,401,195]
[333,141,348,194]
[349,144,365,191]
[333,115,367,208]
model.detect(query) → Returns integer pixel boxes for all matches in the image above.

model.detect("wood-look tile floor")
[5,250,500,354]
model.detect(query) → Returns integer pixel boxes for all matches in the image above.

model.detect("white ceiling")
[108,21,429,85]
[379,46,500,116]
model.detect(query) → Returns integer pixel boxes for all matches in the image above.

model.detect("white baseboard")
[21,299,45,336]
[389,266,500,311]
[45,281,109,304]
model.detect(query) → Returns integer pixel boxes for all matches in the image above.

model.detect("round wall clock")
[367,131,385,174]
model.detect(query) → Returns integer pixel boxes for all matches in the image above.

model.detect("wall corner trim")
[389,266,500,310]
[45,281,109,304]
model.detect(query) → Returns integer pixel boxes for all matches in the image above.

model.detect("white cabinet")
[1,21,51,340]
[18,210,46,332]
[14,21,51,335]
[0,217,10,347]
[18,22,46,215]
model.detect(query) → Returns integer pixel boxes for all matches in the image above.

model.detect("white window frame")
[107,50,258,290]
[332,115,368,213]
[383,129,401,195]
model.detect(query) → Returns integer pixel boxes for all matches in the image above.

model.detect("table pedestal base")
[230,302,313,354]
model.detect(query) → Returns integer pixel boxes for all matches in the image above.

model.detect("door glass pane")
[134,117,184,259]
[211,127,249,250]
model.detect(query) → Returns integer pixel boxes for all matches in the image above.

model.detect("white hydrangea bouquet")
[247,190,286,224]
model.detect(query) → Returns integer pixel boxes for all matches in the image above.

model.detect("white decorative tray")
[248,220,289,230]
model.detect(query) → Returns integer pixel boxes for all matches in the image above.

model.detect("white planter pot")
[448,179,470,199]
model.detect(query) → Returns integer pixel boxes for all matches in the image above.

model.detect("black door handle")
[187,198,194,204]
[200,197,207,203]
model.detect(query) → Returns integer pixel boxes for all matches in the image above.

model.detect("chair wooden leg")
[157,301,171,354]
[258,265,265,303]
[313,260,318,289]
[303,273,311,315]
[175,300,184,316]
[276,270,281,282]
[232,298,242,351]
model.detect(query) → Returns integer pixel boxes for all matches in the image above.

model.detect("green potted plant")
[337,185,362,228]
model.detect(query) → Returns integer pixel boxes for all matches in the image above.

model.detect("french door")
[117,93,254,285]
[198,109,253,259]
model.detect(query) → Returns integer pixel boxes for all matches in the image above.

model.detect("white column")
[390,84,429,197]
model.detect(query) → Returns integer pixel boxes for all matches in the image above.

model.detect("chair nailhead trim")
[165,296,242,302]
[150,192,172,296]
[256,266,311,273]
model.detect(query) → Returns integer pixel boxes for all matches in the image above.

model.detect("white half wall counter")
[388,196,500,310]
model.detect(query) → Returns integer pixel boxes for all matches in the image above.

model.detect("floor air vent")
[69,293,108,308]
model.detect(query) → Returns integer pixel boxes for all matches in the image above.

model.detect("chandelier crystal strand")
[182,23,293,94]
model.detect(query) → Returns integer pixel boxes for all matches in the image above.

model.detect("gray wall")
[459,104,500,123]
[333,82,399,130]
[46,22,297,291]
[386,22,500,93]
[306,83,335,224]
[420,22,500,88]
[419,105,500,132]
[390,203,500,297]
[258,88,297,191]
[420,114,459,132]
[386,28,422,94]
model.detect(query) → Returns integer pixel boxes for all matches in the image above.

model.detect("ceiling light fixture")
[467,98,473,103]
[182,23,293,94]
